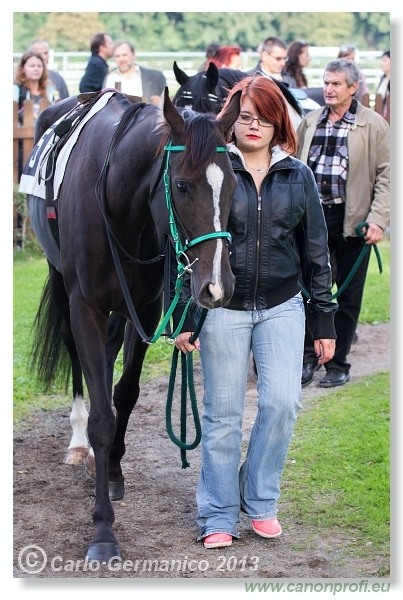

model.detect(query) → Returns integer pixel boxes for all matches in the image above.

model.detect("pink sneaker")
[203,533,233,549]
[251,517,282,538]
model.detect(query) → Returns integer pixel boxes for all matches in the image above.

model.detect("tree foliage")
[13,11,390,53]
[39,13,106,51]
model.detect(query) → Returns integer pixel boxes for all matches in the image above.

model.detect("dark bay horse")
[172,61,305,127]
[26,88,240,560]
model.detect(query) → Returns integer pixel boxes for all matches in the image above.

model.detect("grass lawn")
[13,240,390,561]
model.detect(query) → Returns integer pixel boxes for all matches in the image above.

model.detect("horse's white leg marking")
[63,395,89,465]
[85,447,96,480]
[206,163,225,301]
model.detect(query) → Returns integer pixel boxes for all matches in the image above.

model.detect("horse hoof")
[84,453,96,480]
[64,446,89,465]
[86,542,120,562]
[109,479,125,501]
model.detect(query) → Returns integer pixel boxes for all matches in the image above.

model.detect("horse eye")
[175,181,187,194]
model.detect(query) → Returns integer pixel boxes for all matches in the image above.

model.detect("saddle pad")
[19,91,115,200]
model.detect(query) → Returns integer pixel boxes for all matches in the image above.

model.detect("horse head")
[152,88,240,309]
[173,61,248,116]
[173,61,222,113]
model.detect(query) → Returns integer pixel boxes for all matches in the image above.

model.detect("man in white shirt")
[104,40,166,104]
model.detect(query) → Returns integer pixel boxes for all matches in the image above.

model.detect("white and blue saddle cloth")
[19,92,115,271]
[19,91,115,200]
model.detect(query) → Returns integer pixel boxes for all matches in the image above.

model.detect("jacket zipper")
[253,195,262,309]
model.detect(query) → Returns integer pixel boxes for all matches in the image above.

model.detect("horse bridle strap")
[102,138,232,344]
[149,143,232,344]
[162,143,232,258]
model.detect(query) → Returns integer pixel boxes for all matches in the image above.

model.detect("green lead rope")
[166,308,208,468]
[300,221,383,301]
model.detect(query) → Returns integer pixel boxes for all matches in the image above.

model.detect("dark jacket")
[48,69,69,99]
[175,147,336,340]
[79,54,109,93]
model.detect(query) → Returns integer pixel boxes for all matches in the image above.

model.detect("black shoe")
[301,362,320,387]
[319,368,350,388]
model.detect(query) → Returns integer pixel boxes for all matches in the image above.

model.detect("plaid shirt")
[308,99,357,205]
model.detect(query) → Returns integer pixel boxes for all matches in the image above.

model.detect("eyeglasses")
[268,54,286,61]
[237,114,274,128]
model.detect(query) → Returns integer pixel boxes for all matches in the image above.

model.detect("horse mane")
[155,106,226,180]
[178,111,226,180]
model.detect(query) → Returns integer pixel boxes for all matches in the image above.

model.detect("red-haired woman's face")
[233,96,275,153]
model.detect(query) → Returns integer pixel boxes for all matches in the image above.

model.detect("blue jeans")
[196,294,305,539]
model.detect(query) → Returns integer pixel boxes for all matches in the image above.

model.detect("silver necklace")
[245,162,269,175]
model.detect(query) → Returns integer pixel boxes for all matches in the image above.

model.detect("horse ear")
[205,62,219,92]
[217,89,241,136]
[173,61,189,85]
[162,87,185,141]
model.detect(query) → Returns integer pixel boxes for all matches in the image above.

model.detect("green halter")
[149,143,232,343]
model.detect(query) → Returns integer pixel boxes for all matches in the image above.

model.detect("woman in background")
[208,45,243,69]
[282,40,310,88]
[199,42,220,71]
[13,51,58,180]
[13,50,57,124]
[376,50,390,121]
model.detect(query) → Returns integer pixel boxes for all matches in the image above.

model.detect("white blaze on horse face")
[206,163,225,301]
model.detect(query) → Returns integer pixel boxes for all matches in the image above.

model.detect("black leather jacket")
[226,149,336,338]
[175,148,336,340]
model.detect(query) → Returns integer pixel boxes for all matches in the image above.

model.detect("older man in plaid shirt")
[297,59,390,388]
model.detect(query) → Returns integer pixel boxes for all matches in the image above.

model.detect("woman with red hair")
[209,45,242,69]
[174,76,336,549]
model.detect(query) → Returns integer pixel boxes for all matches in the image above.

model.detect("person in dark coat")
[79,32,113,93]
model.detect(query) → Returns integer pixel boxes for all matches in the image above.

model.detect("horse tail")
[29,274,71,392]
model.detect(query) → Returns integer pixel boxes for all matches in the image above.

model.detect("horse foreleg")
[87,411,119,561]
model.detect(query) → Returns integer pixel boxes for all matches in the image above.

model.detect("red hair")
[219,76,297,155]
[210,46,242,68]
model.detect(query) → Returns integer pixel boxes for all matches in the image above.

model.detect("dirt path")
[13,322,390,580]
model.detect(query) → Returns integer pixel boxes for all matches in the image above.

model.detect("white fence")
[13,48,383,97]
